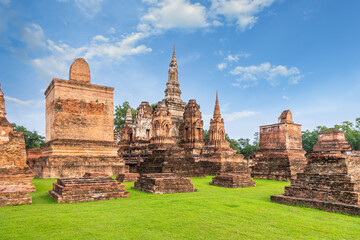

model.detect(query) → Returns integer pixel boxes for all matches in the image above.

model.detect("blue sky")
[0,0,360,140]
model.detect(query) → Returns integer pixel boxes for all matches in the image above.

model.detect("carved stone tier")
[34,139,125,178]
[49,176,129,203]
[133,173,197,194]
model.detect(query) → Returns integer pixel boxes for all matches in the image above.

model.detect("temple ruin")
[271,129,360,216]
[118,48,254,191]
[251,110,307,181]
[0,83,36,207]
[33,58,126,178]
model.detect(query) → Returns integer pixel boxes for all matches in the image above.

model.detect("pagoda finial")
[169,44,177,68]
[213,91,221,119]
[0,83,6,118]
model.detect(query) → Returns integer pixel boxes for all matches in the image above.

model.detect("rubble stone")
[116,173,140,182]
[210,173,256,188]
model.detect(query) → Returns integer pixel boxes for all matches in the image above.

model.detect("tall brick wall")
[45,79,114,142]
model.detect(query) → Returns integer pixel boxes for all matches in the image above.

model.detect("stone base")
[251,150,307,181]
[210,173,256,188]
[0,187,32,207]
[132,173,197,194]
[271,194,360,216]
[49,177,129,203]
[116,173,140,182]
[34,156,125,178]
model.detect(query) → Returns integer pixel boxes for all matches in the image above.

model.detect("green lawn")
[0,177,359,240]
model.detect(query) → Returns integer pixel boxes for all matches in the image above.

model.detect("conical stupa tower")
[163,45,186,141]
[208,92,230,149]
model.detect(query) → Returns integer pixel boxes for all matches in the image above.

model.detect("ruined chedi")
[33,58,126,178]
[163,45,186,142]
[271,129,360,216]
[250,110,307,181]
[0,83,36,207]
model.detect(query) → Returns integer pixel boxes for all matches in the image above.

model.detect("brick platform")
[49,177,129,203]
[116,173,140,182]
[0,187,32,207]
[132,173,197,194]
[210,173,256,188]
[271,131,360,216]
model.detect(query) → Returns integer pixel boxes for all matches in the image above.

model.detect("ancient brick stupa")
[271,129,360,216]
[33,58,126,178]
[0,83,36,207]
[118,48,254,182]
[251,110,307,181]
[205,93,255,188]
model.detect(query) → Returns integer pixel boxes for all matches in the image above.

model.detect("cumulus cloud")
[230,62,303,87]
[223,111,259,122]
[140,0,209,31]
[210,0,276,31]
[226,53,250,62]
[217,62,227,70]
[5,96,45,108]
[22,24,151,81]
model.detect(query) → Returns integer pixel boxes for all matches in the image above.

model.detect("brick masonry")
[49,176,129,203]
[271,130,360,216]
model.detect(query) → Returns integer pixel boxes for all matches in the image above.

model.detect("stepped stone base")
[210,173,256,188]
[0,187,32,207]
[116,173,140,182]
[49,177,129,203]
[132,173,197,194]
[251,150,307,181]
[34,155,125,178]
[271,194,360,216]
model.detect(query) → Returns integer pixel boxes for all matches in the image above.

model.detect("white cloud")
[140,0,209,30]
[282,95,289,100]
[210,0,276,31]
[24,25,151,82]
[223,111,259,122]
[5,96,45,108]
[231,62,303,87]
[226,53,250,62]
[21,23,46,49]
[217,62,227,70]
[92,35,109,42]
[57,0,105,17]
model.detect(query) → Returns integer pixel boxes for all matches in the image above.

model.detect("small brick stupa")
[33,58,126,178]
[0,83,36,207]
[271,129,360,216]
[251,110,307,181]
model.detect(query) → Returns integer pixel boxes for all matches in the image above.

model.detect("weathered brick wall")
[259,123,303,150]
[45,79,114,142]
[0,131,27,169]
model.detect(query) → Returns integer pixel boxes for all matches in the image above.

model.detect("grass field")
[0,176,359,240]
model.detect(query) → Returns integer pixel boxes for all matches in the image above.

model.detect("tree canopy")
[10,123,45,149]
[114,101,136,134]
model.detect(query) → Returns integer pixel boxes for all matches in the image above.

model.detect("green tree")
[204,129,209,141]
[237,132,259,158]
[114,101,136,134]
[334,118,360,150]
[225,133,240,153]
[10,123,45,149]
[302,126,329,154]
